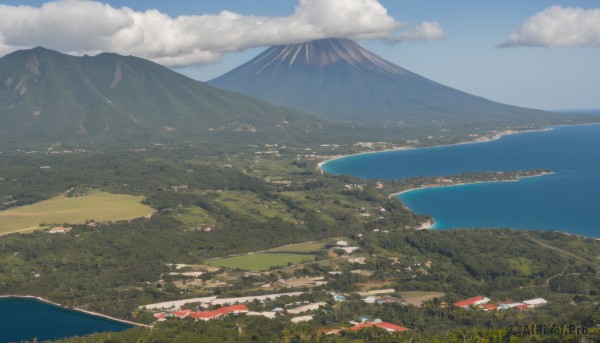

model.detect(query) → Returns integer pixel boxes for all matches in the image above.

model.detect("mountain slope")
[209,38,576,127]
[0,47,324,149]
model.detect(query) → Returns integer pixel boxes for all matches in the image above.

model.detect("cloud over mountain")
[499,6,600,48]
[0,0,445,66]
[389,21,446,43]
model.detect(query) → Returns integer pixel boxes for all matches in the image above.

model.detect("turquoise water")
[0,298,132,342]
[321,123,600,237]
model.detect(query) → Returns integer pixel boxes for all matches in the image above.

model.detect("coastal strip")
[317,123,600,172]
[317,128,549,172]
[387,171,555,199]
[0,295,151,328]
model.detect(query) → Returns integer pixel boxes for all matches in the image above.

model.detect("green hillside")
[0,47,325,149]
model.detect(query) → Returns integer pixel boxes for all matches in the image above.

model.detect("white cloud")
[0,0,445,66]
[499,6,600,48]
[390,21,446,42]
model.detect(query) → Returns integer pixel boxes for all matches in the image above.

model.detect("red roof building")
[171,310,191,318]
[189,304,249,320]
[375,322,410,332]
[481,304,498,311]
[454,296,490,308]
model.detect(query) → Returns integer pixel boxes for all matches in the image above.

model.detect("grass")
[176,206,216,227]
[209,253,315,271]
[267,241,329,253]
[398,291,445,306]
[0,190,154,235]
[216,191,297,223]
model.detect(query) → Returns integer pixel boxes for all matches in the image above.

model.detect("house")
[189,304,248,320]
[247,311,277,319]
[497,302,525,310]
[348,257,366,264]
[481,304,498,311]
[171,310,191,318]
[153,312,167,321]
[291,315,313,323]
[374,322,410,333]
[454,296,490,308]
[522,298,547,308]
[48,226,72,234]
[363,296,377,304]
[339,247,359,254]
[287,302,326,314]
[336,240,349,247]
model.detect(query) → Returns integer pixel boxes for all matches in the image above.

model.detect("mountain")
[0,47,324,149]
[209,38,582,127]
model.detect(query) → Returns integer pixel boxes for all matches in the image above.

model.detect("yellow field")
[0,191,154,235]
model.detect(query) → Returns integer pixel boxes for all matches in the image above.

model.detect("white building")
[523,298,548,307]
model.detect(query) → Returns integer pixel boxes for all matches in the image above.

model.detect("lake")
[321,123,600,237]
[0,297,132,342]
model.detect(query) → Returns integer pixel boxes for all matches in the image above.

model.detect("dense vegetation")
[0,147,598,342]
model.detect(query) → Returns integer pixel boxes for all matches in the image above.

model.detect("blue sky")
[0,0,598,110]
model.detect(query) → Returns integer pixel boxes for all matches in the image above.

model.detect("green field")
[209,253,315,271]
[267,241,328,253]
[0,191,154,234]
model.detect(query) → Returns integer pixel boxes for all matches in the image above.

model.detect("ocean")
[0,297,132,342]
[321,123,600,237]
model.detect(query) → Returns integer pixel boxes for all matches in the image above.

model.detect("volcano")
[209,38,565,126]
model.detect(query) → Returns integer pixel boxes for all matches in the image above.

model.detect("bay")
[0,297,132,343]
[321,123,600,237]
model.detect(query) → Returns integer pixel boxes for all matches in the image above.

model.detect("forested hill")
[0,47,326,149]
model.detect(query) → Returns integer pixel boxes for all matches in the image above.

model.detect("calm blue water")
[322,124,600,237]
[0,298,132,342]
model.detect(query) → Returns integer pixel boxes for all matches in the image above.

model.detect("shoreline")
[315,124,594,234]
[387,171,555,199]
[317,122,600,172]
[388,171,554,232]
[316,128,548,172]
[0,295,151,328]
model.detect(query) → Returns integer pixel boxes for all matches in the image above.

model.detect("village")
[131,235,550,337]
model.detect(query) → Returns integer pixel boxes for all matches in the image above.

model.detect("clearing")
[0,190,153,235]
[398,291,445,307]
[209,253,315,271]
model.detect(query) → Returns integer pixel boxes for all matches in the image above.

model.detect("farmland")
[0,190,153,234]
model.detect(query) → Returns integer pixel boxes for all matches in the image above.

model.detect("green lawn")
[0,190,154,234]
[268,242,327,253]
[209,253,315,271]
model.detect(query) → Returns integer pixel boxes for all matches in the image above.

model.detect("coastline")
[387,171,555,199]
[0,295,150,328]
[317,122,600,173]
[315,125,580,233]
[317,128,549,172]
